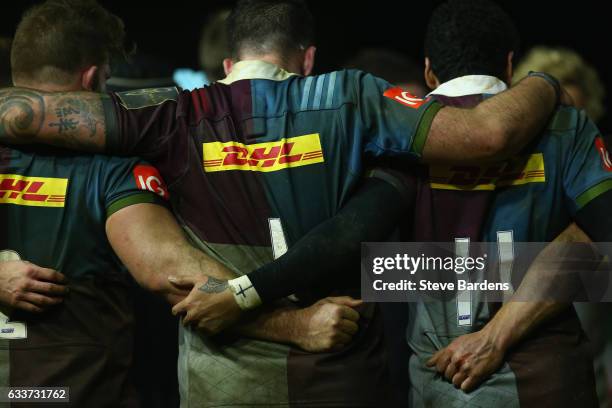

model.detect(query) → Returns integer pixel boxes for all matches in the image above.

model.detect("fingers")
[172,297,190,316]
[168,276,197,289]
[18,292,62,307]
[434,349,452,374]
[182,309,197,326]
[326,296,363,308]
[337,318,359,335]
[452,369,469,388]
[461,374,483,393]
[338,305,360,322]
[26,280,69,296]
[444,360,460,381]
[27,265,66,283]
[13,301,43,313]
[333,331,352,346]
[426,349,443,367]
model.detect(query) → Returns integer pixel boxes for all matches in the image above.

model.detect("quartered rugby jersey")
[104,61,440,407]
[0,145,166,407]
[405,75,605,407]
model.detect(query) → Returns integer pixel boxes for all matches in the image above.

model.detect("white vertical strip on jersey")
[300,76,314,111]
[497,230,515,301]
[455,238,472,327]
[325,71,337,108]
[0,250,27,339]
[312,74,326,110]
[268,218,288,259]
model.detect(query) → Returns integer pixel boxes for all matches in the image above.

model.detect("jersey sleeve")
[351,71,442,160]
[99,157,171,218]
[105,87,185,159]
[562,108,612,214]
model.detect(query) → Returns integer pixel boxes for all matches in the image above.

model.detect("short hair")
[198,9,231,83]
[424,0,519,83]
[513,46,605,122]
[227,0,315,60]
[11,0,127,85]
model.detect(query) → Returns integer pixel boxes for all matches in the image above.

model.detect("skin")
[0,63,108,313]
[426,223,592,392]
[0,47,562,349]
[2,61,358,352]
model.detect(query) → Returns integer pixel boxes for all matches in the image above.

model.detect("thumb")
[168,275,197,289]
[325,296,363,308]
[426,349,443,367]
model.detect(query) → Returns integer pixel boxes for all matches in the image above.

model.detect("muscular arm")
[0,89,108,151]
[423,76,558,164]
[428,223,599,391]
[247,176,410,303]
[1,75,557,163]
[106,203,236,305]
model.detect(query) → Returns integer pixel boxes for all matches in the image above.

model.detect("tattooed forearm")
[51,97,104,137]
[0,87,108,152]
[199,277,229,294]
[0,89,45,141]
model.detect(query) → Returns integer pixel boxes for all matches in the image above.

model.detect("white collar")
[428,75,508,97]
[218,60,297,84]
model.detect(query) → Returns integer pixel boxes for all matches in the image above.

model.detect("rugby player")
[1,1,361,406]
[0,1,571,406]
[169,1,612,406]
[399,1,607,405]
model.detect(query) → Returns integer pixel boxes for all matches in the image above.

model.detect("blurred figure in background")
[0,37,11,87]
[344,48,428,97]
[515,45,610,408]
[173,8,230,90]
[514,46,605,123]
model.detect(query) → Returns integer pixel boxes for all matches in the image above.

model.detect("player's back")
[0,145,153,407]
[406,86,602,407]
[133,69,433,407]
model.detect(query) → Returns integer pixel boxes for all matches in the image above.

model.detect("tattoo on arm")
[0,89,45,141]
[0,88,109,151]
[199,277,229,294]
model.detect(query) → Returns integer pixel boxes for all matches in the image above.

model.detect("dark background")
[1,1,609,126]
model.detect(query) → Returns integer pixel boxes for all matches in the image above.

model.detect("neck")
[14,78,80,93]
[237,53,301,75]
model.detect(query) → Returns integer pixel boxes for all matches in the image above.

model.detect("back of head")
[424,0,519,83]
[227,0,314,62]
[11,0,127,86]
[198,9,231,82]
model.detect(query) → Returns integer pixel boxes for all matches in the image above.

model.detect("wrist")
[527,71,561,106]
[228,275,262,311]
[481,317,513,352]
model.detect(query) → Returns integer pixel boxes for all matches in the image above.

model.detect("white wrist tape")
[228,275,262,311]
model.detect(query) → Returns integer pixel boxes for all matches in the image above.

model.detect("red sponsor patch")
[383,87,428,109]
[133,165,170,199]
[595,137,612,172]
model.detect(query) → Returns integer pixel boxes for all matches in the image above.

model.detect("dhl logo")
[203,134,324,173]
[0,174,68,208]
[429,153,545,191]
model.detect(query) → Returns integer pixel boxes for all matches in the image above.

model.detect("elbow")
[475,119,514,161]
